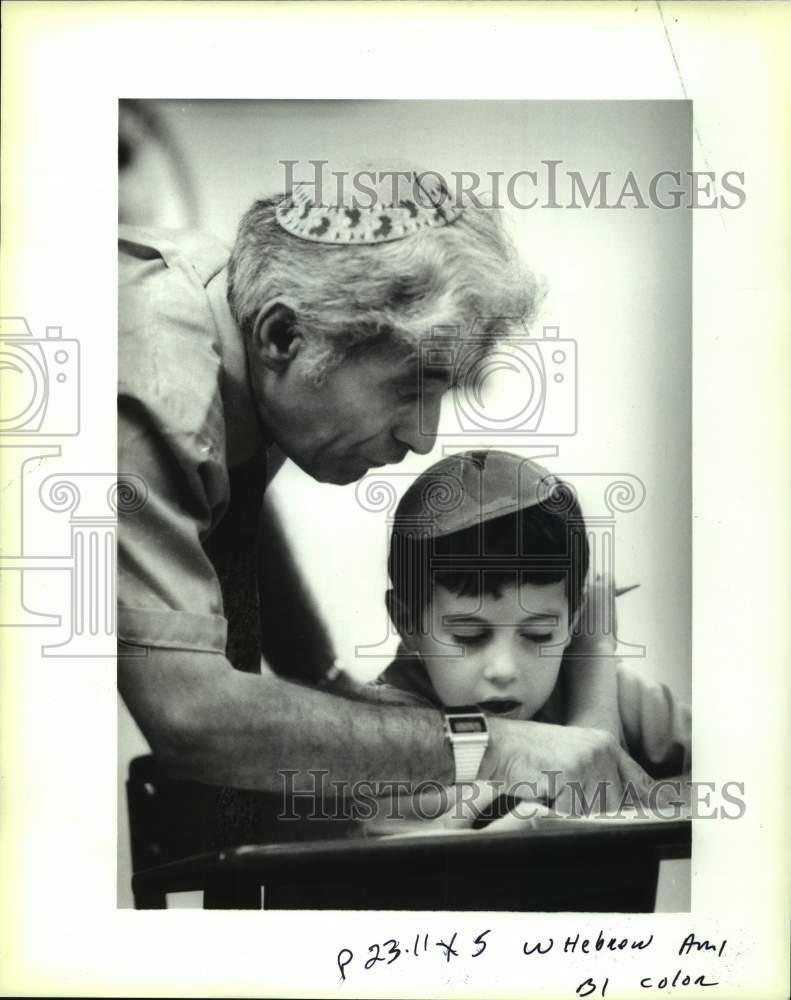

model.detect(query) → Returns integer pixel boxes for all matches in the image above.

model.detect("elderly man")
[118,167,648,817]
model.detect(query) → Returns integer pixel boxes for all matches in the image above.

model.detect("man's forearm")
[119,648,453,793]
[564,574,623,737]
[563,653,621,736]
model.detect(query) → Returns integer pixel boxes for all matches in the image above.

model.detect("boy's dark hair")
[388,479,589,630]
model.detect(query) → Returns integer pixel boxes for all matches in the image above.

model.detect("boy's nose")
[482,647,519,687]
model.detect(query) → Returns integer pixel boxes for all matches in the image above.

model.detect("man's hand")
[482,716,652,815]
[571,572,620,657]
[563,572,622,740]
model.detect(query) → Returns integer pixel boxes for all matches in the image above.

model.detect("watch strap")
[444,705,489,783]
[452,741,487,783]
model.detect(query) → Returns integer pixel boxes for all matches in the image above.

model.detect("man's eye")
[395,380,447,402]
[520,632,554,645]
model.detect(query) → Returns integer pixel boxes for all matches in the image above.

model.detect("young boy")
[370,449,691,801]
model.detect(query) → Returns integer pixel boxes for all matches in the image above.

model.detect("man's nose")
[393,395,441,457]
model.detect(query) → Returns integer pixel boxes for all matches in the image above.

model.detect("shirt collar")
[207,268,269,465]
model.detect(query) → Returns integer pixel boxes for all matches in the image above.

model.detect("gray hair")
[227,197,541,382]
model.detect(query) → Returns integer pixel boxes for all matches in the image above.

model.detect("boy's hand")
[481,716,652,814]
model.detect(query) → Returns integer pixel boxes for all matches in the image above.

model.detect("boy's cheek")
[425,659,479,703]
[411,633,448,658]
[414,626,464,656]
[553,629,573,653]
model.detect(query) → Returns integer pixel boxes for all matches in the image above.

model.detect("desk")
[132,817,691,911]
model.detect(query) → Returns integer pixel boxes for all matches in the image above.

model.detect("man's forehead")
[397,338,481,385]
[358,332,486,389]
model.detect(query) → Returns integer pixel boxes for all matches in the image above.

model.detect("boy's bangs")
[433,566,570,602]
[389,493,590,618]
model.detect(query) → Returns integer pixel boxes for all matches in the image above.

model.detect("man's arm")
[562,573,622,738]
[119,648,453,793]
[563,655,622,735]
[119,647,651,803]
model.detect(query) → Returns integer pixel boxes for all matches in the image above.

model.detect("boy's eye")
[520,632,554,645]
[449,631,487,646]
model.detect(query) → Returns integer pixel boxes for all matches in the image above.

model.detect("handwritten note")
[335,928,729,993]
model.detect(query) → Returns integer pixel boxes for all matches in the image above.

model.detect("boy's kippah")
[393,450,565,537]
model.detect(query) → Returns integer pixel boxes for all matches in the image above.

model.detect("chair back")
[126,754,219,908]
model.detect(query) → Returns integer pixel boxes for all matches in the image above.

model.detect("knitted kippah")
[275,167,464,245]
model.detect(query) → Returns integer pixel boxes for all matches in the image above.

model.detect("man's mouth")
[365,453,408,470]
[479,698,522,716]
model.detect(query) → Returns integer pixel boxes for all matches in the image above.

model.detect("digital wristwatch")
[443,705,489,783]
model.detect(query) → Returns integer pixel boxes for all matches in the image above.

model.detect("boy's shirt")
[372,646,691,778]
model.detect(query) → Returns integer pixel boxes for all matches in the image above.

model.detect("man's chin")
[311,460,371,486]
[318,471,361,486]
[289,448,380,485]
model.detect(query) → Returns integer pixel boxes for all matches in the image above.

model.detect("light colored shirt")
[118,224,263,654]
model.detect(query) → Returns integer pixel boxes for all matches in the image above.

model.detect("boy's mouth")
[479,698,522,716]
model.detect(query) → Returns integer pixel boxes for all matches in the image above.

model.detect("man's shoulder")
[118,224,230,451]
[119,224,230,285]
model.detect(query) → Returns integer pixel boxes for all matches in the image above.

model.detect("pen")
[614,584,640,597]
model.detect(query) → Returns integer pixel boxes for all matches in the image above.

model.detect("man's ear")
[251,300,301,371]
[385,588,417,650]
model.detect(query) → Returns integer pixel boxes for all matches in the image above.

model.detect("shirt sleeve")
[117,236,230,654]
[370,646,443,706]
[117,397,228,653]
[366,678,438,707]
[616,664,691,777]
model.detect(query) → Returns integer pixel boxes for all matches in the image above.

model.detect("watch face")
[449,716,487,734]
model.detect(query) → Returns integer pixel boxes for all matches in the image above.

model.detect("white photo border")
[1,2,789,997]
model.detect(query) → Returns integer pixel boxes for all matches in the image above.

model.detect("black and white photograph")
[117,99,695,912]
[1,4,789,998]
